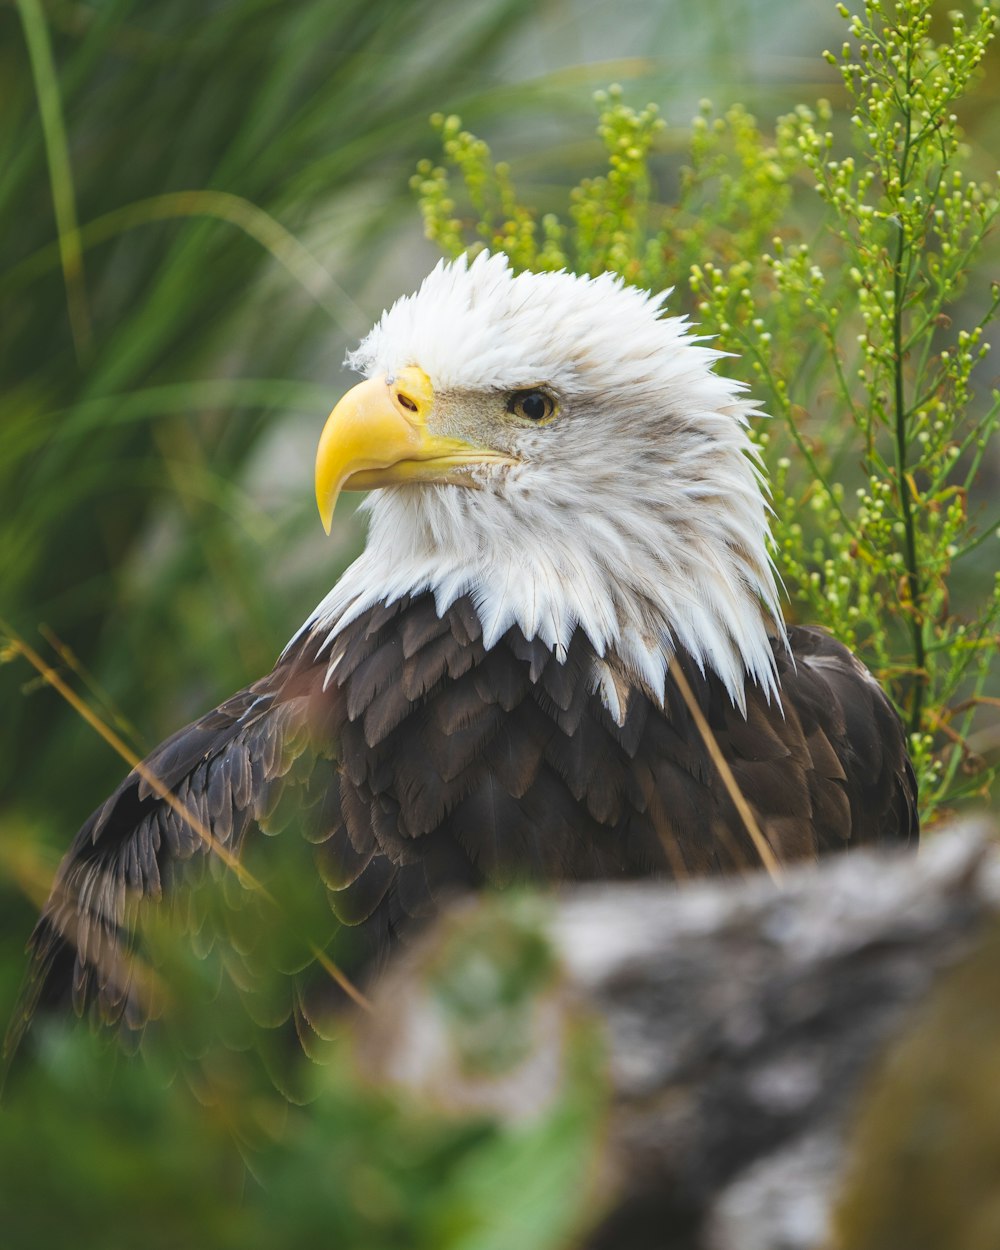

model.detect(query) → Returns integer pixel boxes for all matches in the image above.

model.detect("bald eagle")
[8,253,917,1048]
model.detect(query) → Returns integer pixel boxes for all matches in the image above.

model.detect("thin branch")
[669,661,783,884]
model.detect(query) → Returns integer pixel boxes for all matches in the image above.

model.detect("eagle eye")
[507,389,555,422]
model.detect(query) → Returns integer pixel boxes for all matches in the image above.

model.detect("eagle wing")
[692,625,918,868]
[4,631,378,1061]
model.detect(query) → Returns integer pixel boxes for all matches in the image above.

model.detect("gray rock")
[357,821,999,1249]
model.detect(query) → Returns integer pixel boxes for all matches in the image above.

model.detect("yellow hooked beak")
[314,366,515,533]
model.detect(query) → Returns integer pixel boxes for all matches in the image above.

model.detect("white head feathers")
[309,251,785,715]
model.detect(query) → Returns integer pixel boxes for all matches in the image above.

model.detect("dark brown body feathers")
[7,593,917,1050]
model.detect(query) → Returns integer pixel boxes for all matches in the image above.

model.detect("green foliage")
[414,1,1000,824]
[1,877,606,1250]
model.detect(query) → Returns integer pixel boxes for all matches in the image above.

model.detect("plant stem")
[891,58,926,737]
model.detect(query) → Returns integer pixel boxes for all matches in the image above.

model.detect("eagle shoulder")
[771,625,919,852]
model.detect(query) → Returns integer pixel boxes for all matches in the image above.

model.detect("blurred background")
[3,2,999,1244]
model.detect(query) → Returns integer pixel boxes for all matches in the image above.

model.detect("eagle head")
[311,252,783,712]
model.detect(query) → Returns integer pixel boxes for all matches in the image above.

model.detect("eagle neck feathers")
[306,475,784,718]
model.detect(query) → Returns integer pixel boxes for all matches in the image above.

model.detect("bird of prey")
[8,252,918,1051]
